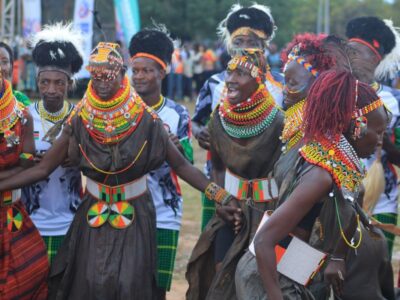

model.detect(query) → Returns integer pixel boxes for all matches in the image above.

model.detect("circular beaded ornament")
[87,201,110,228]
[6,207,23,232]
[108,202,135,229]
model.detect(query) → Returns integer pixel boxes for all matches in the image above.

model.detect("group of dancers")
[0,2,399,300]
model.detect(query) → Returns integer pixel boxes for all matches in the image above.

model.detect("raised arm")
[0,127,70,193]
[254,167,333,300]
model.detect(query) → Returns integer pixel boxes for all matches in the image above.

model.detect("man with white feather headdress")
[21,23,84,263]
[346,16,400,259]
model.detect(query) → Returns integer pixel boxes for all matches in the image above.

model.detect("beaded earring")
[351,116,368,139]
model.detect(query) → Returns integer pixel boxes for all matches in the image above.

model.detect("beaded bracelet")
[205,182,231,205]
[19,153,34,161]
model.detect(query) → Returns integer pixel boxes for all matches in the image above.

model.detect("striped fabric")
[373,212,397,258]
[0,201,49,299]
[156,228,179,291]
[43,235,64,264]
[201,193,215,232]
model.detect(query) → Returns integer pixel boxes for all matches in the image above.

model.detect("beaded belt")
[1,189,23,232]
[85,176,147,229]
[224,169,278,202]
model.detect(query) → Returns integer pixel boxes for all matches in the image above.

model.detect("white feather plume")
[30,22,84,61]
[375,19,400,80]
[217,2,276,52]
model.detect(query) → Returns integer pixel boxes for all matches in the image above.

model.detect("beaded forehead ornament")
[86,42,124,81]
[227,49,265,80]
[284,44,319,77]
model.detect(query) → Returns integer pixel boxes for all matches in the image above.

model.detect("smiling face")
[349,106,388,158]
[131,57,165,99]
[283,61,314,108]
[225,65,259,105]
[347,41,381,84]
[37,70,71,112]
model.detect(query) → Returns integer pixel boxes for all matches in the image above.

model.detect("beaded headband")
[349,38,382,61]
[284,44,319,77]
[227,55,262,79]
[352,79,384,118]
[231,27,268,40]
[352,98,384,118]
[131,53,167,70]
[86,42,124,81]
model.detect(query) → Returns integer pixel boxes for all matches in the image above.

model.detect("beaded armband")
[205,182,231,205]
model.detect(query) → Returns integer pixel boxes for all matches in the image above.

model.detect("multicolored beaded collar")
[77,75,148,144]
[218,83,279,138]
[280,99,305,153]
[0,80,26,147]
[299,135,364,200]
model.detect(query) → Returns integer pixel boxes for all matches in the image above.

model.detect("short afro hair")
[129,28,174,66]
[346,16,395,57]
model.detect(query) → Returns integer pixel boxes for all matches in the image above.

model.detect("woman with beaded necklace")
[0,48,49,298]
[0,41,240,299]
[274,33,336,198]
[186,49,284,300]
[235,70,389,299]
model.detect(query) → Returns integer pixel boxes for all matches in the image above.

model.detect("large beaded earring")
[351,116,368,140]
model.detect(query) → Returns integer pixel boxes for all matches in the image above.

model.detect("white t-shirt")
[21,102,82,236]
[364,85,400,215]
[147,98,192,231]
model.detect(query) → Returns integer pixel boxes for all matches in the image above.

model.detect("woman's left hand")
[324,259,346,296]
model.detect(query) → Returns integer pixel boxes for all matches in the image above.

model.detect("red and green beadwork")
[87,201,110,228]
[7,207,23,232]
[108,202,135,229]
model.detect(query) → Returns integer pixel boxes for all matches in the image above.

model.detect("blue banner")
[114,0,140,47]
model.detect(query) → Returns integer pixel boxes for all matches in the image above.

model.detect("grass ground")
[168,101,206,299]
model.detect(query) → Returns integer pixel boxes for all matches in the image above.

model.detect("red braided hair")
[303,70,378,140]
[281,33,335,72]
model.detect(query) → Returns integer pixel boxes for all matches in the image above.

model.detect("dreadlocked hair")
[281,33,335,72]
[303,70,377,141]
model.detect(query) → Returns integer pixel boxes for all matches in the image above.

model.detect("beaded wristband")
[19,153,34,161]
[205,182,231,205]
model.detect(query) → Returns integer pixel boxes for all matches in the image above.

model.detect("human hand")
[216,198,242,234]
[324,258,346,296]
[196,127,210,150]
[169,133,184,153]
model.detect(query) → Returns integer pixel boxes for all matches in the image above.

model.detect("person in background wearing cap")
[0,41,241,299]
[21,23,83,264]
[191,3,283,232]
[346,16,400,258]
[129,26,193,300]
